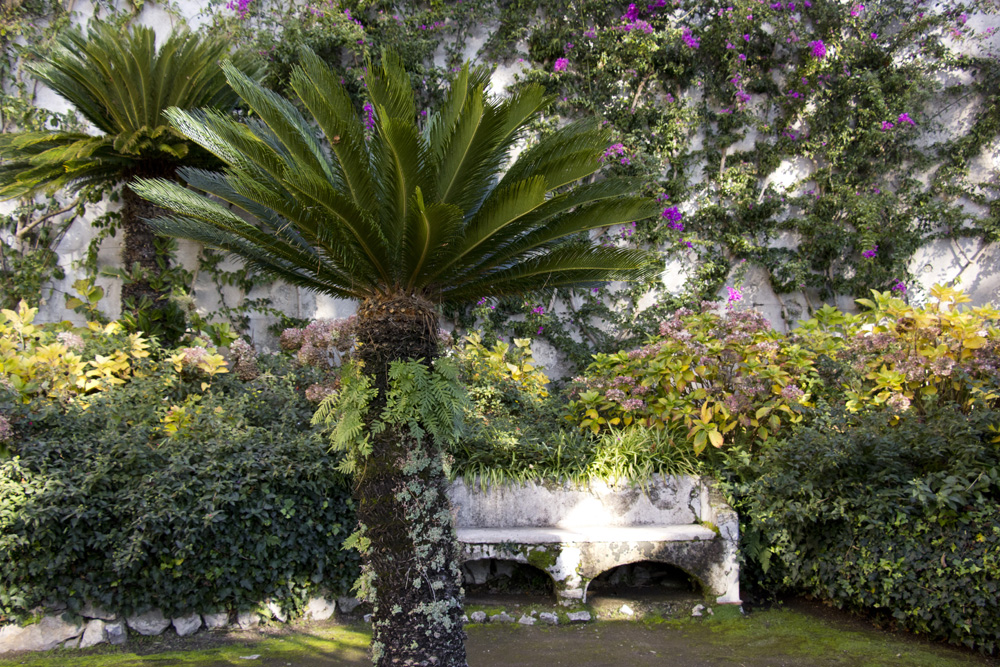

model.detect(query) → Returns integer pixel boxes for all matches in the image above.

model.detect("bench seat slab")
[456,524,716,544]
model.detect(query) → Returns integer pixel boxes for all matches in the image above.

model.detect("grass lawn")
[0,602,995,667]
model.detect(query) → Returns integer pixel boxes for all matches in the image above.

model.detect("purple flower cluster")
[553,58,569,72]
[662,206,684,231]
[622,20,654,34]
[780,383,805,401]
[602,143,628,164]
[809,40,827,58]
[681,28,700,49]
[726,286,743,306]
[862,245,878,259]
[363,103,375,131]
[621,398,647,411]
[226,0,252,18]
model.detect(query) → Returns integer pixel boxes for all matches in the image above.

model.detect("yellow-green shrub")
[0,301,150,402]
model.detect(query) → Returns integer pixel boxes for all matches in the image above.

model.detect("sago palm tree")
[133,48,659,666]
[0,22,259,329]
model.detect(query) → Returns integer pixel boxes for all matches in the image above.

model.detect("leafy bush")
[797,284,1000,415]
[567,305,813,453]
[567,285,1000,455]
[734,402,1000,654]
[0,352,358,622]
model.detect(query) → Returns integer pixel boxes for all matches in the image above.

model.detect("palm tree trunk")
[119,183,170,316]
[353,292,468,667]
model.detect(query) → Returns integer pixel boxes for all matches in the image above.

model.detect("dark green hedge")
[736,402,1000,654]
[0,356,359,622]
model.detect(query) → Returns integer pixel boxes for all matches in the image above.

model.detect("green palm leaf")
[136,47,657,307]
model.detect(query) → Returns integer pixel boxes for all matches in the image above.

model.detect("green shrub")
[567,284,1000,456]
[0,353,358,622]
[735,402,1000,654]
[566,305,815,453]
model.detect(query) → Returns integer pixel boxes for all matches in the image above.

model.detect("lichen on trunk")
[353,292,468,667]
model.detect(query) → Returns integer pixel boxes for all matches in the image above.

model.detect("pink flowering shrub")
[278,316,357,369]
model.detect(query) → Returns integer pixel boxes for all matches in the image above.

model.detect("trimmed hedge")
[736,402,1000,654]
[0,355,358,622]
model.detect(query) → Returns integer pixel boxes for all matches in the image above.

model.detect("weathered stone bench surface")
[456,524,717,544]
[447,475,740,605]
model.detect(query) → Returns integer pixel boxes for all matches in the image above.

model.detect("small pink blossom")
[553,58,569,72]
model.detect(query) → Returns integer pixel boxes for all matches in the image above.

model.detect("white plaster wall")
[12,2,1000,369]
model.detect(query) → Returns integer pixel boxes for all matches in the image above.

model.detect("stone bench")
[446,475,740,605]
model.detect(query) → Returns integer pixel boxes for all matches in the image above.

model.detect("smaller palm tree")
[0,22,259,329]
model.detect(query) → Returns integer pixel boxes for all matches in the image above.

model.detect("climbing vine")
[3,0,999,370]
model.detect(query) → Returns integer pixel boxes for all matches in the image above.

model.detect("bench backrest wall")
[447,475,704,528]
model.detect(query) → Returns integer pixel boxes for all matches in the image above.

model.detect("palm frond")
[401,188,464,290]
[442,244,658,302]
[425,175,548,283]
[1,21,257,201]
[290,48,375,212]
[453,197,661,281]
[220,61,331,181]
[366,49,416,122]
[498,118,608,189]
[425,63,494,155]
